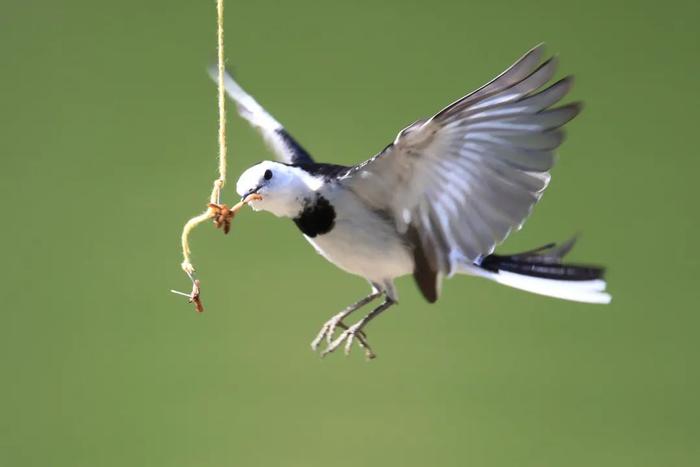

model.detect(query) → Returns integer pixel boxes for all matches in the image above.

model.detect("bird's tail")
[462,238,611,304]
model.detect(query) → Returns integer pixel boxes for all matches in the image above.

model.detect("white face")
[236,161,318,218]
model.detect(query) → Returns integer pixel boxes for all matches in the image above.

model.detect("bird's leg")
[321,297,396,359]
[310,290,381,352]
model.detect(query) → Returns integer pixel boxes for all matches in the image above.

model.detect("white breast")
[305,187,414,285]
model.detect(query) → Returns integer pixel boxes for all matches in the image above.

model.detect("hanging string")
[213,0,227,205]
[171,0,259,312]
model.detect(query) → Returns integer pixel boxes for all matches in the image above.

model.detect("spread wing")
[210,68,314,165]
[341,44,580,296]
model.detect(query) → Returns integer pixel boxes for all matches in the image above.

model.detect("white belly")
[305,193,413,284]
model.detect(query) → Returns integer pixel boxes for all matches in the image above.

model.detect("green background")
[1,0,698,466]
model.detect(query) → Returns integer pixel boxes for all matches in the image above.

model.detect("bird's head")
[236,160,319,218]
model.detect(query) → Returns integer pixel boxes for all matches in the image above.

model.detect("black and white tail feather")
[468,238,610,304]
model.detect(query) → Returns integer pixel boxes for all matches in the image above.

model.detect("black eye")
[264,169,273,180]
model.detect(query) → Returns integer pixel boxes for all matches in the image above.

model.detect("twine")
[172,0,230,311]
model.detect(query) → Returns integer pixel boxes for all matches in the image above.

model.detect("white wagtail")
[213,44,611,358]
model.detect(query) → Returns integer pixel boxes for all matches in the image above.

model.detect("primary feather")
[340,44,580,294]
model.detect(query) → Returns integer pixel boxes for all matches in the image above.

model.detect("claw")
[321,323,375,359]
[310,315,353,351]
[312,317,372,357]
[344,329,356,355]
[310,319,335,351]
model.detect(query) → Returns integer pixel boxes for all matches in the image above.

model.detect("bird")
[212,44,611,359]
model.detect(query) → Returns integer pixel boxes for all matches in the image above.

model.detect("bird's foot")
[310,312,348,351]
[320,321,376,359]
[311,314,372,356]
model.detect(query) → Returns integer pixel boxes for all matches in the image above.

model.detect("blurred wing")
[210,68,314,165]
[342,44,580,281]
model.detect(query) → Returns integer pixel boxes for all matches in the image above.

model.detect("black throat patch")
[293,195,336,237]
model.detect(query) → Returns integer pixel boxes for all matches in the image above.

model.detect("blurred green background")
[1,0,698,466]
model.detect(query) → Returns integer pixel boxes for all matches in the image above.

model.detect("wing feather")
[342,45,581,298]
[210,68,314,165]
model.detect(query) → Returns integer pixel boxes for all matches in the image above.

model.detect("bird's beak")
[242,185,262,201]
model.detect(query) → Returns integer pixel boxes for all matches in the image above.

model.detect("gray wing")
[210,68,314,165]
[341,44,580,288]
